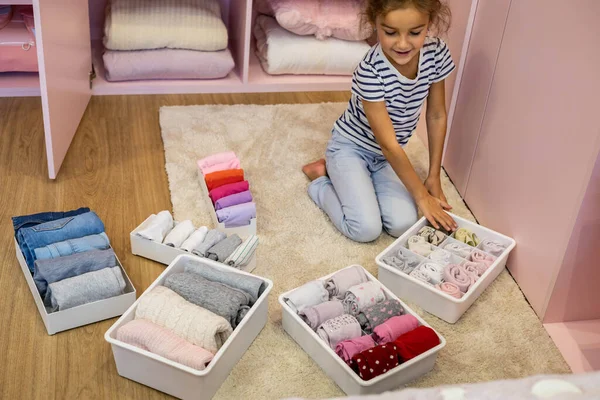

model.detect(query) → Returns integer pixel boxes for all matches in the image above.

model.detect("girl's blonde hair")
[364,0,452,36]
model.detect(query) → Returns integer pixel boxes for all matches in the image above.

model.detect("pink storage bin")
[0,19,38,72]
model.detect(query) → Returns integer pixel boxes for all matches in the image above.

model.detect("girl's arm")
[362,99,457,232]
[424,79,450,206]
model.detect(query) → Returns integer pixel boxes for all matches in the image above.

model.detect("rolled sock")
[316,314,361,349]
[342,281,385,316]
[463,262,482,280]
[207,234,243,262]
[192,229,226,257]
[335,334,376,365]
[443,264,476,293]
[381,256,414,274]
[356,299,405,334]
[215,190,253,210]
[116,319,214,370]
[417,226,446,245]
[436,282,463,299]
[204,168,244,192]
[407,236,432,257]
[351,342,400,381]
[225,235,258,268]
[463,260,489,276]
[34,248,117,297]
[443,241,473,258]
[34,232,110,260]
[136,211,173,242]
[284,280,329,314]
[372,314,420,344]
[393,325,440,362]
[209,181,250,205]
[216,202,256,228]
[163,220,195,247]
[299,300,345,331]
[325,265,368,298]
[416,262,444,285]
[453,228,480,246]
[135,286,233,354]
[47,266,126,312]
[429,249,453,266]
[409,268,433,285]
[470,249,496,268]
[479,238,506,257]
[180,226,209,252]
[197,151,239,175]
[164,272,251,328]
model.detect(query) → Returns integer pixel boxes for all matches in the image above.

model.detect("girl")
[303,0,458,242]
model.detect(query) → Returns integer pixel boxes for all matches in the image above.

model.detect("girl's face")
[376,7,430,68]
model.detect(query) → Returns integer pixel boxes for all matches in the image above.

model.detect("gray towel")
[165,272,251,328]
[192,229,226,257]
[183,259,267,304]
[207,234,242,262]
[46,266,126,312]
[33,249,117,297]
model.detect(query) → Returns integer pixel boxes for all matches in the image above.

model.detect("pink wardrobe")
[444,0,600,372]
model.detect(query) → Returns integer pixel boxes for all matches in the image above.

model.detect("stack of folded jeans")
[197,151,256,228]
[13,208,127,313]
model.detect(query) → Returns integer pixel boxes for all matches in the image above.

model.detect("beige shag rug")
[159,102,569,400]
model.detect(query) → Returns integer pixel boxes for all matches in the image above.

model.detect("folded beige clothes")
[135,285,233,354]
[407,236,433,257]
[417,226,446,246]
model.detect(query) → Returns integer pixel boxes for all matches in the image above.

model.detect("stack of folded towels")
[254,0,373,76]
[198,151,257,229]
[382,225,507,299]
[116,261,267,370]
[136,210,257,269]
[102,0,234,81]
[284,266,440,381]
[12,208,128,313]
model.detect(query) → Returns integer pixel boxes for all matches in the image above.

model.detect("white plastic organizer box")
[279,265,446,396]
[376,212,516,323]
[130,216,257,273]
[105,254,273,400]
[14,239,136,335]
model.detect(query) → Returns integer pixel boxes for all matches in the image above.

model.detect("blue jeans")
[34,232,111,260]
[12,207,90,236]
[308,130,418,242]
[17,211,105,273]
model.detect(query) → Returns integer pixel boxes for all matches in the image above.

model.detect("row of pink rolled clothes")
[198,151,256,228]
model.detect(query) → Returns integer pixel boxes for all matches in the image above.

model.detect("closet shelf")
[0,72,40,97]
[0,0,32,4]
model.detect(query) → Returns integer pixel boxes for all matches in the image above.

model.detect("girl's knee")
[384,210,418,238]
[347,218,382,243]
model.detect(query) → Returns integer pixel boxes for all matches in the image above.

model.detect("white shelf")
[0,72,40,97]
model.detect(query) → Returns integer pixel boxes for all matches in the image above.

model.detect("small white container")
[130,216,257,273]
[376,212,516,324]
[197,167,257,238]
[14,239,136,335]
[279,265,446,396]
[105,254,273,400]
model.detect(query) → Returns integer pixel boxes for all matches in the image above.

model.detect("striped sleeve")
[351,61,385,102]
[432,39,456,83]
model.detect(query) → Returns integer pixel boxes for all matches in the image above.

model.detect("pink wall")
[544,148,600,322]
[461,0,600,317]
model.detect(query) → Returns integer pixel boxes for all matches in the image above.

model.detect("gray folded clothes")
[207,234,242,262]
[479,238,506,257]
[284,280,329,314]
[417,226,446,245]
[381,255,414,274]
[184,259,267,304]
[356,299,405,334]
[192,229,227,257]
[325,265,368,299]
[34,248,118,297]
[299,300,346,331]
[165,272,251,328]
[225,235,258,268]
[46,266,126,312]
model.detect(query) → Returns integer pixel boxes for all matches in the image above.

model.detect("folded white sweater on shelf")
[254,15,370,76]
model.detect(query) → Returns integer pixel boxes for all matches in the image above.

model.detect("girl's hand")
[424,176,452,211]
[416,193,457,232]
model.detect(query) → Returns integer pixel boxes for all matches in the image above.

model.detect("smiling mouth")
[394,49,412,56]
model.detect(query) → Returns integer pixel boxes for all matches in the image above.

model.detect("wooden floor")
[0,91,349,399]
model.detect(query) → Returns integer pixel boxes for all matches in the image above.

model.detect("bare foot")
[302,159,327,181]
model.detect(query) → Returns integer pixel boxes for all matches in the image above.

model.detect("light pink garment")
[463,261,489,276]
[116,319,214,370]
[371,314,419,344]
[316,314,362,349]
[462,262,482,280]
[300,300,345,331]
[436,282,463,299]
[443,264,476,293]
[197,152,240,175]
[335,334,376,364]
[470,249,496,268]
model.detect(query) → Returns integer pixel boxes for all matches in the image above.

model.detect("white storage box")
[130,216,257,273]
[105,254,273,400]
[376,212,516,324]
[197,167,257,238]
[14,239,136,335]
[279,265,446,396]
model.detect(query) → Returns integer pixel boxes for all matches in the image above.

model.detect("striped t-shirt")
[334,37,455,154]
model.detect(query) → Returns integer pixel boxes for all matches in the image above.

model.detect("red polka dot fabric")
[350,343,400,380]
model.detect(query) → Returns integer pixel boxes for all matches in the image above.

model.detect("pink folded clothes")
[300,300,345,330]
[116,319,214,370]
[479,238,506,257]
[470,249,496,268]
[435,282,463,299]
[371,314,419,344]
[443,264,476,293]
[209,181,250,205]
[463,260,489,276]
[335,334,377,365]
[316,314,362,349]
[215,190,253,210]
[216,202,256,228]
[198,151,240,175]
